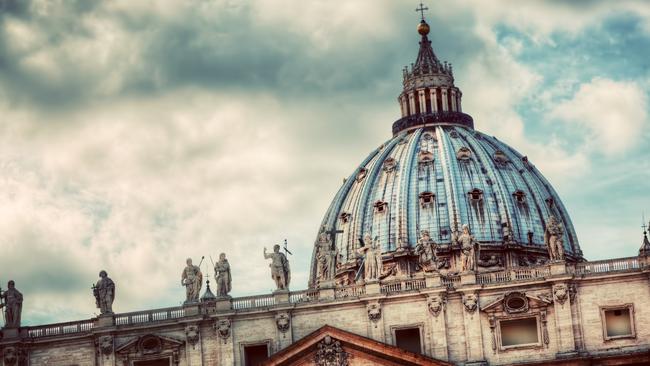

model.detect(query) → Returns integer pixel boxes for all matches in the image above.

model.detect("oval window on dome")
[449,130,459,138]
[422,133,436,141]
[339,212,351,224]
[468,188,483,202]
[457,147,472,161]
[383,157,398,172]
[373,201,388,214]
[419,191,435,208]
[494,150,509,166]
[356,168,368,182]
[513,190,526,204]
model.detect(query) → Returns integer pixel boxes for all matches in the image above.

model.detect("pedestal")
[364,281,381,295]
[184,302,201,317]
[318,286,335,300]
[274,290,290,304]
[1,327,19,339]
[425,273,442,288]
[550,261,567,275]
[460,271,476,285]
[96,314,115,328]
[216,296,232,311]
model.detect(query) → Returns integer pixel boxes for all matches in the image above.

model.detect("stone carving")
[502,222,517,245]
[215,318,231,341]
[93,270,115,314]
[181,258,203,303]
[367,301,382,323]
[462,293,478,313]
[214,253,232,298]
[0,280,23,328]
[314,335,349,366]
[359,233,382,281]
[504,292,529,314]
[426,294,446,317]
[415,230,438,272]
[185,325,200,346]
[97,335,113,356]
[275,313,291,333]
[264,244,291,291]
[518,255,547,267]
[545,215,565,261]
[477,254,503,268]
[553,284,569,305]
[317,229,338,282]
[2,346,25,366]
[458,225,478,272]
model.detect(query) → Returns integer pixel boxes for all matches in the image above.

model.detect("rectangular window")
[500,317,539,348]
[602,305,635,340]
[395,327,422,354]
[134,359,170,366]
[244,344,269,366]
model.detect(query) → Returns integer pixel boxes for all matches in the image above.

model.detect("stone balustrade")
[380,277,427,294]
[231,293,276,310]
[115,306,185,325]
[26,319,94,338]
[574,256,643,275]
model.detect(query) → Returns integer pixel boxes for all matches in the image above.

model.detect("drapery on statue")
[317,230,338,282]
[93,271,115,315]
[415,230,438,271]
[181,258,203,303]
[458,224,478,272]
[358,233,382,281]
[214,253,232,297]
[0,280,23,328]
[545,215,565,261]
[264,244,291,291]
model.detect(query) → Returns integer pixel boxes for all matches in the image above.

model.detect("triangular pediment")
[262,325,451,366]
[481,291,552,314]
[115,333,184,355]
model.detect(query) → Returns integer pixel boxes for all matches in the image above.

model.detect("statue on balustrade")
[415,230,438,272]
[264,244,291,291]
[459,224,478,272]
[0,280,23,328]
[93,271,115,314]
[317,230,338,282]
[214,253,232,297]
[181,258,203,303]
[545,215,565,261]
[359,233,382,281]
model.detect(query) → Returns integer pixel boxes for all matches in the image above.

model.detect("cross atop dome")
[415,2,429,20]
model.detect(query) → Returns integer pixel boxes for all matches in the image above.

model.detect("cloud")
[550,78,648,156]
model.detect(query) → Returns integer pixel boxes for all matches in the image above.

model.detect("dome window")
[494,150,509,166]
[418,150,434,165]
[513,190,526,204]
[356,168,368,182]
[383,157,398,172]
[456,147,472,161]
[449,130,459,138]
[339,212,351,224]
[419,191,435,208]
[374,200,388,214]
[468,189,483,202]
[545,197,555,208]
[422,133,435,141]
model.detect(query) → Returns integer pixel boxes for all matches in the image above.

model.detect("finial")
[415,2,429,21]
[415,3,430,35]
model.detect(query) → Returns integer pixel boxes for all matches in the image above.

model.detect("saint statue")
[214,253,232,297]
[359,233,382,281]
[181,258,203,303]
[545,215,565,261]
[264,244,291,291]
[0,280,23,328]
[459,225,478,272]
[93,271,115,314]
[415,230,438,271]
[317,230,338,282]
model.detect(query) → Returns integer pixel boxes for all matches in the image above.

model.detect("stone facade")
[2,258,650,365]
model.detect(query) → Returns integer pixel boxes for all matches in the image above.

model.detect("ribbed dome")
[308,19,581,288]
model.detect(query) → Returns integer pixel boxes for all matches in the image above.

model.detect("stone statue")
[0,280,23,328]
[214,253,232,297]
[93,271,115,314]
[359,233,382,281]
[459,224,478,272]
[317,232,338,282]
[415,230,438,271]
[181,258,203,303]
[264,244,291,291]
[545,215,565,261]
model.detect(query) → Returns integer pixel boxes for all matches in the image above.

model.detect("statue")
[459,224,478,272]
[181,258,203,303]
[317,232,338,282]
[0,280,23,328]
[264,244,291,291]
[93,271,115,314]
[214,253,232,297]
[415,230,438,271]
[545,215,565,261]
[359,233,382,281]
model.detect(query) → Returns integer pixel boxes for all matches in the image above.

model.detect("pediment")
[262,325,450,366]
[481,291,552,314]
[115,333,184,356]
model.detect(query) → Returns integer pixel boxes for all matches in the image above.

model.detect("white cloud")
[550,78,648,156]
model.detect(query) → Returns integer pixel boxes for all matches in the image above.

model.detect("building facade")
[1,17,649,366]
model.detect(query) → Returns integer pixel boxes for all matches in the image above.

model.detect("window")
[456,147,471,161]
[468,189,483,202]
[513,190,526,204]
[339,212,351,224]
[601,305,635,340]
[383,157,397,172]
[494,150,509,166]
[418,150,434,165]
[394,327,422,354]
[419,191,435,208]
[244,344,269,366]
[134,360,170,366]
[499,317,539,348]
[374,201,388,214]
[356,168,368,182]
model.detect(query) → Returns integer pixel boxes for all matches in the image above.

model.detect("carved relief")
[383,157,398,172]
[314,335,349,366]
[138,335,162,354]
[185,325,200,347]
[2,346,26,366]
[478,254,503,268]
[215,318,231,341]
[426,293,446,317]
[504,292,528,314]
[553,284,569,305]
[367,301,382,323]
[97,335,113,356]
[275,313,291,333]
[462,293,478,313]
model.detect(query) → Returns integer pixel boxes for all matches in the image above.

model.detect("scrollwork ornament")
[314,335,349,366]
[215,318,231,342]
[553,284,568,305]
[275,313,291,333]
[426,294,446,317]
[462,293,478,314]
[367,302,382,323]
[2,346,26,366]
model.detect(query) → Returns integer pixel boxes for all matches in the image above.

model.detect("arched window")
[419,191,435,208]
[468,189,483,202]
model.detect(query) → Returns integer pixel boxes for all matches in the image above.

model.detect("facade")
[2,17,650,366]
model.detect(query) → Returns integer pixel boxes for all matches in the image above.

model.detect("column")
[426,292,449,361]
[441,89,449,111]
[451,90,457,111]
[409,93,416,116]
[430,89,438,112]
[418,89,426,114]
[457,91,463,112]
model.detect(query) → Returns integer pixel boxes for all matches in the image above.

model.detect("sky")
[0,0,649,325]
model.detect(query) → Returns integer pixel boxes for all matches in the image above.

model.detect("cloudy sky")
[1,0,649,325]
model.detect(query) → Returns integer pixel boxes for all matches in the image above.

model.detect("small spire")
[201,279,217,302]
[639,219,650,257]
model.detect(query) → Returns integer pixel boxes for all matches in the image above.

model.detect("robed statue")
[458,225,478,272]
[214,253,232,297]
[358,233,382,281]
[317,230,338,282]
[264,244,291,291]
[0,280,23,328]
[415,230,438,272]
[93,271,115,314]
[545,215,565,261]
[181,258,203,303]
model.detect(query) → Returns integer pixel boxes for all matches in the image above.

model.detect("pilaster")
[552,282,577,355]
[215,318,234,366]
[184,324,203,366]
[425,292,449,361]
[275,311,293,351]
[365,299,385,343]
[461,291,485,364]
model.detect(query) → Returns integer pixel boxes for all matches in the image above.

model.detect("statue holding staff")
[214,253,232,297]
[0,280,23,328]
[93,271,115,314]
[181,258,203,303]
[264,244,291,291]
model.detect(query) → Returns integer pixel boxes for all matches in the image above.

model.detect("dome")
[308,19,581,288]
